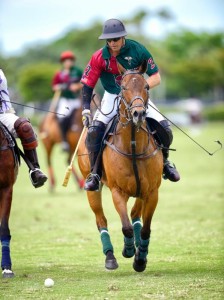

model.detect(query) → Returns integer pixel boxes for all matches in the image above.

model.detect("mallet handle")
[49,90,61,112]
[62,127,86,187]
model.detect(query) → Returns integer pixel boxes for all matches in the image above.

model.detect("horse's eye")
[144,84,150,90]
[121,85,126,91]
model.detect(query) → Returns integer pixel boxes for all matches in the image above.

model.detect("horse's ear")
[138,60,148,74]
[117,63,126,74]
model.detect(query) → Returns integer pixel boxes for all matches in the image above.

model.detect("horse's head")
[118,60,149,128]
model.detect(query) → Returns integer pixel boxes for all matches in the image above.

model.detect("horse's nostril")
[143,111,146,117]
[133,111,138,118]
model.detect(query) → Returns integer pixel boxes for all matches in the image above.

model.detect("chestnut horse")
[39,107,84,191]
[78,62,163,272]
[0,122,19,278]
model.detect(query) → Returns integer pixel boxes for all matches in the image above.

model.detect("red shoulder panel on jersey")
[81,49,105,88]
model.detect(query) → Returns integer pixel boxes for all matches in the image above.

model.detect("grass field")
[1,121,224,300]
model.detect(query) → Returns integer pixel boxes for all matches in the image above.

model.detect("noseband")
[119,70,149,126]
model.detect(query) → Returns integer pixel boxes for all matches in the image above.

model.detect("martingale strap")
[104,123,160,198]
[131,123,141,197]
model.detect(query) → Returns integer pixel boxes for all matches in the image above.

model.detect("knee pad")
[146,118,172,147]
[14,117,38,150]
[86,121,106,152]
[160,120,173,145]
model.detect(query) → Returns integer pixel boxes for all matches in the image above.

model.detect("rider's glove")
[82,109,92,127]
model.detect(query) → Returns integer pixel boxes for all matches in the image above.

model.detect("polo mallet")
[62,127,86,187]
[49,90,61,112]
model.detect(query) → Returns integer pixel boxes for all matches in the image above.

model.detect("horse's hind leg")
[131,198,143,248]
[111,189,135,259]
[133,189,159,272]
[0,187,14,278]
[71,165,84,189]
[46,143,56,191]
[87,191,118,270]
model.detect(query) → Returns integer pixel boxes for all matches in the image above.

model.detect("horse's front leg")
[131,198,143,248]
[112,189,135,258]
[87,191,118,270]
[0,187,14,278]
[133,188,159,272]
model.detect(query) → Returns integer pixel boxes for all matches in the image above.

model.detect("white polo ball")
[44,278,54,288]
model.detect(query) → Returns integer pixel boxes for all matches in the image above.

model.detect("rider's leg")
[14,117,48,188]
[146,99,180,182]
[57,116,70,151]
[56,97,71,151]
[57,98,81,151]
[84,91,118,191]
[84,120,106,191]
[159,120,180,182]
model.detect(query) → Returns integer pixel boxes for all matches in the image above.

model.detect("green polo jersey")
[81,39,159,95]
[53,66,83,99]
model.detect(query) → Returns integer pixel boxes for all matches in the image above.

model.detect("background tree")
[18,62,57,102]
[1,10,223,104]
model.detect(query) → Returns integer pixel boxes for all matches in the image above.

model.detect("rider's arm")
[52,71,66,91]
[139,43,160,89]
[146,72,161,89]
[82,84,93,110]
[69,82,83,93]
[81,49,104,108]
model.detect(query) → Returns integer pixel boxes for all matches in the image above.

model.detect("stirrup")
[29,168,48,188]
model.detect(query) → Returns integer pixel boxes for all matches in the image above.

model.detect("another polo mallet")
[49,90,61,113]
[62,127,86,187]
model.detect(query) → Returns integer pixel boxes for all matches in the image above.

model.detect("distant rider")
[0,69,47,188]
[81,19,180,191]
[52,51,83,151]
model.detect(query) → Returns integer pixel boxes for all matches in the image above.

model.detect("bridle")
[118,70,149,127]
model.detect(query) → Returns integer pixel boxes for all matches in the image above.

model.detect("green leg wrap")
[100,228,114,255]
[132,218,142,247]
[139,237,150,260]
[124,236,135,257]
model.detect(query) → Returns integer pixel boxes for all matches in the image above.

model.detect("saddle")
[0,121,21,166]
[102,116,118,149]
[101,116,167,155]
[92,117,163,197]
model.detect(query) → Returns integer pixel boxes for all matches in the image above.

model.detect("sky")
[0,0,224,56]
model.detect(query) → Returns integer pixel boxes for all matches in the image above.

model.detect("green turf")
[1,122,224,299]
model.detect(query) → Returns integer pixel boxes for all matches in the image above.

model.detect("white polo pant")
[57,97,81,119]
[93,91,165,124]
[0,113,19,137]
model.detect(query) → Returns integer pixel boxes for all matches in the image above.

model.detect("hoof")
[133,249,147,272]
[2,269,15,278]
[122,246,135,258]
[133,259,147,272]
[105,258,119,270]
